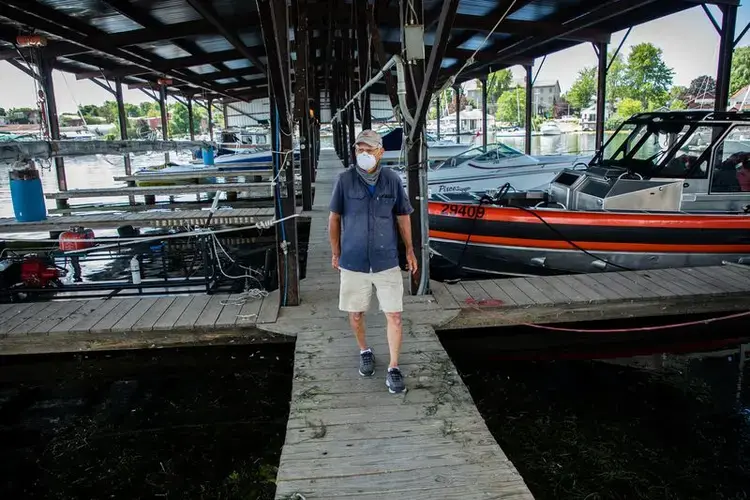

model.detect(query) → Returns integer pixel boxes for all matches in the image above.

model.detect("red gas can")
[59,226,96,251]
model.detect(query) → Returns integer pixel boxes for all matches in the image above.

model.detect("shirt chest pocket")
[375,196,395,218]
[345,191,368,214]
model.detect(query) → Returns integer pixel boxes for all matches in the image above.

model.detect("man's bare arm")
[329,212,342,265]
[396,215,413,252]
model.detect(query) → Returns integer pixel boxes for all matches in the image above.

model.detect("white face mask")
[356,152,378,171]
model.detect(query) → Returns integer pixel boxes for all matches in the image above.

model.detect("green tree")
[670,99,687,110]
[0,107,6,116]
[125,103,140,117]
[624,42,673,107]
[730,46,750,96]
[563,66,596,110]
[495,86,526,126]
[606,52,628,103]
[669,85,688,103]
[687,75,716,97]
[78,104,100,117]
[478,68,513,113]
[617,97,644,118]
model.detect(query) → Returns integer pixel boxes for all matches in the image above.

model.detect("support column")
[115,77,135,205]
[187,97,195,141]
[207,98,214,142]
[294,0,313,211]
[436,94,441,140]
[222,102,229,129]
[159,83,169,163]
[258,0,300,306]
[481,76,488,148]
[716,4,738,112]
[524,65,532,155]
[453,84,460,144]
[357,0,372,131]
[38,55,68,209]
[403,0,427,295]
[595,41,608,150]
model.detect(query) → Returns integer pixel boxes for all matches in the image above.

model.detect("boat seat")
[712,163,741,193]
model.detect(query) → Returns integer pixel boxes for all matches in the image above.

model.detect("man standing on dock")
[328,130,418,394]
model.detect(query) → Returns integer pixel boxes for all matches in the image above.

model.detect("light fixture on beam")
[404,24,425,61]
[157,78,173,86]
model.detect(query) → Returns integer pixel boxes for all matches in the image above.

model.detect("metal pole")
[453,84,460,144]
[207,97,214,142]
[38,55,68,209]
[481,76,488,148]
[187,97,195,141]
[159,83,169,164]
[115,77,135,205]
[595,41,608,150]
[403,0,428,295]
[524,65,532,155]
[716,4,738,111]
[436,94,441,140]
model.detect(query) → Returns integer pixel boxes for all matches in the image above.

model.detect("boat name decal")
[440,204,487,218]
[438,185,472,193]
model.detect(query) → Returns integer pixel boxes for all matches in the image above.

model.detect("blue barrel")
[10,168,47,222]
[202,146,215,165]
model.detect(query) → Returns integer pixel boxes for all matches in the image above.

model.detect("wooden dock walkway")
[267,151,533,499]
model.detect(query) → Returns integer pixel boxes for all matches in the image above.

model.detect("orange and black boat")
[428,111,750,276]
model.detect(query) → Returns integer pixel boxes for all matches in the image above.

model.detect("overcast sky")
[0,4,748,114]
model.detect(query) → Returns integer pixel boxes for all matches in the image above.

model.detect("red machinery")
[59,226,96,252]
[20,256,64,288]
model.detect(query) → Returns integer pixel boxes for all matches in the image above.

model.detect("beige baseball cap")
[354,129,383,148]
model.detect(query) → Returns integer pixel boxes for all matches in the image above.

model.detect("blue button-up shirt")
[329,167,413,273]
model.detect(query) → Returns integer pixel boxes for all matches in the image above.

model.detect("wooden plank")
[496,280,536,306]
[511,278,556,305]
[0,302,35,324]
[8,301,69,335]
[635,269,699,296]
[90,298,141,332]
[193,294,229,328]
[606,272,659,298]
[699,266,750,290]
[429,281,460,309]
[47,299,105,333]
[152,295,193,330]
[477,280,518,306]
[214,294,245,327]
[460,281,491,301]
[32,300,90,334]
[617,271,680,297]
[64,298,121,332]
[131,296,176,331]
[570,274,625,299]
[680,267,744,292]
[111,298,159,332]
[45,182,274,199]
[542,276,588,302]
[172,295,210,329]
[256,290,280,324]
[556,274,602,301]
[661,268,723,294]
[444,282,473,307]
[587,272,638,299]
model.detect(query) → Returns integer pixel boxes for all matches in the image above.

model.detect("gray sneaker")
[386,367,405,394]
[359,349,375,377]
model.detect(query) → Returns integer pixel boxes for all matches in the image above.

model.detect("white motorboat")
[377,127,472,167]
[539,122,562,136]
[397,143,590,201]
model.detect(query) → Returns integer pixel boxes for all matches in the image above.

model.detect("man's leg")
[373,267,405,393]
[339,268,375,376]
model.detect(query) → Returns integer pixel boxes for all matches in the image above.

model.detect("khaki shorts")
[339,266,404,313]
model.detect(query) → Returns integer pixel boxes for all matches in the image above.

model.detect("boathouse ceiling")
[0,0,740,104]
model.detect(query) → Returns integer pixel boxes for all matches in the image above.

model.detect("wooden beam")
[356,0,372,130]
[367,2,398,108]
[184,0,267,74]
[294,0,313,211]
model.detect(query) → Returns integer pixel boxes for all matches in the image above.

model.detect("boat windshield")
[434,143,523,170]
